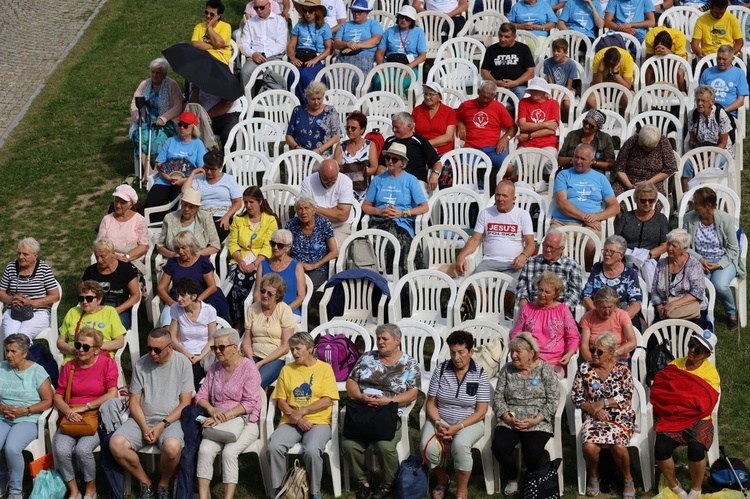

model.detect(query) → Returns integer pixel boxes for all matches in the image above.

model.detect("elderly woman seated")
[572,332,637,498]
[98,185,150,274]
[651,330,719,499]
[0,237,59,340]
[558,109,616,173]
[681,85,736,194]
[613,125,677,202]
[254,229,305,320]
[156,188,221,259]
[130,57,184,175]
[286,194,338,290]
[422,330,489,499]
[650,229,709,329]
[492,333,560,497]
[580,287,638,365]
[285,82,341,157]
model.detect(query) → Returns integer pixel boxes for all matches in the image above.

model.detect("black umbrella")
[162,43,243,101]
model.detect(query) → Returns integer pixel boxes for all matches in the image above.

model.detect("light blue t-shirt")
[558,0,605,39]
[336,19,384,55]
[154,137,206,186]
[378,26,428,57]
[508,1,558,37]
[699,66,749,117]
[292,22,333,53]
[0,362,49,424]
[365,171,427,237]
[604,0,654,42]
[543,57,579,86]
[191,173,242,216]
[550,168,615,222]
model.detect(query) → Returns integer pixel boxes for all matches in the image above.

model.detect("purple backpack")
[316,334,360,382]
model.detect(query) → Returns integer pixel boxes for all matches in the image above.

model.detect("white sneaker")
[503,480,519,497]
[686,489,701,499]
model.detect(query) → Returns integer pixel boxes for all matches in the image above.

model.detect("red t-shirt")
[456,100,514,149]
[518,97,560,150]
[56,355,119,405]
[412,103,457,155]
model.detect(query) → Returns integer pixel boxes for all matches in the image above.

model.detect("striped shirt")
[0,260,57,311]
[428,359,491,425]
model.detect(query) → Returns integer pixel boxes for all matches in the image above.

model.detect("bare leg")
[158,438,182,487]
[198,478,211,499]
[432,465,450,498]
[110,436,151,485]
[583,442,601,494]
[687,458,706,492]
[610,444,634,493]
[223,482,237,499]
[657,457,679,489]
[65,478,81,498]
[83,479,97,498]
[454,469,471,498]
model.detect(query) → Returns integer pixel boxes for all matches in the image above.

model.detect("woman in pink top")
[53,328,119,499]
[194,328,263,499]
[512,271,579,377]
[579,286,637,364]
[97,184,150,274]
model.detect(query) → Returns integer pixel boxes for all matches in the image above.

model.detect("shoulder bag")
[9,261,34,322]
[665,262,700,320]
[59,362,101,437]
[202,372,246,443]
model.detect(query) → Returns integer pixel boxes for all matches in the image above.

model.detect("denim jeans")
[707,259,738,317]
[0,420,37,495]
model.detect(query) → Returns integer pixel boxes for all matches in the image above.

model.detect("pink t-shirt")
[579,308,632,359]
[56,355,119,405]
[195,357,263,422]
[97,213,150,258]
[456,100,514,149]
[518,97,560,150]
[512,302,580,365]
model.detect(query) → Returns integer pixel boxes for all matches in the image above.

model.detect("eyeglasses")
[423,92,439,98]
[542,243,562,250]
[177,122,191,129]
[602,249,621,255]
[74,342,94,352]
[260,288,276,297]
[204,10,216,16]
[253,3,268,10]
[270,241,287,249]
[78,295,97,303]
[204,166,220,172]
[589,347,605,357]
[639,198,656,204]
[687,341,708,355]
[345,125,359,131]
[582,120,597,128]
[147,344,172,355]
[385,155,401,163]
[210,344,237,353]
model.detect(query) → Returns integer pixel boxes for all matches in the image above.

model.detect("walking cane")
[135,97,147,188]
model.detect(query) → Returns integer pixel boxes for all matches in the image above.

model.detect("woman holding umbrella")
[288,0,333,104]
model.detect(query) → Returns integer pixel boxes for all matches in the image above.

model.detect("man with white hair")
[380,112,443,191]
[300,159,355,246]
[699,44,748,119]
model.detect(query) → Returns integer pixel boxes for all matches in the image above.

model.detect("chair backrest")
[626,110,683,155]
[555,225,603,272]
[407,225,472,273]
[369,9,397,31]
[224,118,284,159]
[502,148,559,190]
[396,319,443,374]
[639,54,694,95]
[676,146,736,202]
[324,89,358,135]
[417,11,454,59]
[426,58,479,98]
[245,60,300,99]
[309,320,373,353]
[495,87,520,118]
[434,36,487,67]
[354,91,406,117]
[459,12,509,44]
[315,63,366,96]
[452,271,517,329]
[728,5,750,45]
[248,90,300,128]
[548,83,578,129]
[593,31,644,66]
[365,115,394,137]
[390,269,458,323]
[362,63,419,109]
[336,228,402,282]
[446,319,510,349]
[578,82,633,116]
[440,148,493,192]
[260,183,300,228]
[271,149,324,189]
[657,6,702,37]
[425,186,485,232]
[515,30,542,62]
[677,182,741,229]
[225,150,274,188]
[373,0,408,15]
[629,84,689,123]
[514,186,547,242]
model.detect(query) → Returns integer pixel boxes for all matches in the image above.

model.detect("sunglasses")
[74,342,95,352]
[385,155,401,163]
[78,295,97,303]
[302,8,315,13]
[210,344,237,353]
[270,241,287,249]
[260,288,276,297]
[639,198,656,204]
[345,125,359,131]
[204,166,220,172]
[204,10,217,16]
[687,341,708,355]
[582,120,596,128]
[253,3,268,10]
[177,122,191,128]
[147,344,172,355]
[589,347,606,357]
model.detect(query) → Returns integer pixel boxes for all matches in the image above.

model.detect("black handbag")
[386,53,410,65]
[523,458,562,499]
[295,48,318,62]
[343,398,398,441]
[10,261,34,322]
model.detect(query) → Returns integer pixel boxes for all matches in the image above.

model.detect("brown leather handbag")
[59,362,100,437]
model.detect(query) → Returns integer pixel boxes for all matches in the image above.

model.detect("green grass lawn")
[1,0,748,497]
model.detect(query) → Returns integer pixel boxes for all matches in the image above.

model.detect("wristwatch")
[161,419,171,428]
[603,398,610,408]
[86,402,92,410]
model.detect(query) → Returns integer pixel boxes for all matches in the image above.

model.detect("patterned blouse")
[688,104,734,157]
[349,351,421,416]
[650,255,707,310]
[612,135,677,197]
[286,214,335,275]
[286,105,341,152]
[582,262,643,306]
[493,360,560,434]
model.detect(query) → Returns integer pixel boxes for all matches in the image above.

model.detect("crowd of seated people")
[2,0,747,497]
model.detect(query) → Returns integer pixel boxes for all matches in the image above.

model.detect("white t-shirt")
[170,301,217,355]
[473,205,534,264]
[300,172,356,227]
[426,0,460,13]
[321,0,346,29]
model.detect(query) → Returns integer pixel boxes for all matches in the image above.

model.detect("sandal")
[586,476,600,497]
[504,480,519,497]
[622,480,636,499]
[431,480,450,499]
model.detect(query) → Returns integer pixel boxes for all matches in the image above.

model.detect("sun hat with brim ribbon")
[294,0,327,14]
[691,330,717,353]
[383,142,410,164]
[182,188,203,207]
[350,0,372,11]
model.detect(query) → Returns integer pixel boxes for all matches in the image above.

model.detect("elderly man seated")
[239,0,288,89]
[699,44,748,119]
[300,159,355,247]
[192,0,232,64]
[380,112,442,192]
[455,180,535,281]
[480,23,536,100]
[516,229,583,311]
[549,143,620,265]
[456,80,517,182]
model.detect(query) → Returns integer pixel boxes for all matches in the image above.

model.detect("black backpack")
[690,102,737,145]
[709,456,750,490]
[645,338,674,387]
[28,343,60,388]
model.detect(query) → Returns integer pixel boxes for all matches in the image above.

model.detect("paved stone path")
[0,0,105,147]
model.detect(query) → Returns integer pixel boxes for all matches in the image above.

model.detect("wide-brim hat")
[350,0,372,12]
[182,187,203,206]
[691,330,717,353]
[524,77,552,97]
[397,5,417,20]
[295,0,327,14]
[383,142,409,163]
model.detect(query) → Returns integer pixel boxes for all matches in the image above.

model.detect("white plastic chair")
[315,62,366,96]
[426,58,480,98]
[362,63,420,109]
[514,186,547,242]
[389,271,457,338]
[440,148,493,193]
[248,90,300,130]
[318,277,388,335]
[495,87,520,118]
[365,115,393,137]
[677,183,740,229]
[395,319,443,388]
[571,109,629,152]
[244,60,300,99]
[501,148,558,192]
[417,11,455,59]
[225,151,274,189]
[515,30,542,62]
[239,389,271,496]
[626,110,684,155]
[548,83,578,129]
[578,82,634,116]
[335,228,403,284]
[270,149,324,189]
[676,146,736,203]
[368,9,397,31]
[444,320,509,351]
[224,118,284,160]
[259,183,300,229]
[266,397,341,497]
[608,189,670,236]
[324,89,358,135]
[728,5,750,46]
[628,84,689,124]
[424,186,485,233]
[459,12,509,44]
[407,225,474,274]
[639,54,694,95]
[657,6,703,36]
[354,91,406,118]
[450,271,517,330]
[434,36,487,67]
[540,30,593,81]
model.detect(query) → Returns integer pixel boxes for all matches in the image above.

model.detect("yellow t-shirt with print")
[693,11,742,55]
[592,47,634,82]
[59,305,126,362]
[645,26,688,60]
[274,360,340,426]
[191,20,233,64]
